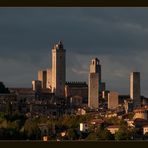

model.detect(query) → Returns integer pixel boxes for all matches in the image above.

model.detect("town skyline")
[0,8,148,96]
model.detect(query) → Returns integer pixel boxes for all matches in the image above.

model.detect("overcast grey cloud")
[0,8,148,96]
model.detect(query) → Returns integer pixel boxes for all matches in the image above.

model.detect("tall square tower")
[130,72,141,108]
[51,41,66,97]
[108,91,119,109]
[88,58,101,109]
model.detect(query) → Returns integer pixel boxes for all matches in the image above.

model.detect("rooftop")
[9,88,34,95]
[90,119,104,124]
[65,82,88,87]
[107,125,120,128]
[143,125,148,128]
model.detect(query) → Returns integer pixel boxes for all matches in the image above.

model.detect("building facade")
[143,125,148,135]
[108,91,119,109]
[51,41,66,97]
[32,80,42,92]
[130,72,141,108]
[101,82,106,92]
[107,125,120,134]
[88,58,101,109]
[65,82,88,99]
[133,107,148,120]
[38,70,47,89]
[46,68,52,90]
[80,122,88,132]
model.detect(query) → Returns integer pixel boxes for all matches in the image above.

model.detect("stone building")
[107,125,120,134]
[51,41,66,97]
[143,125,148,135]
[65,82,88,101]
[108,91,119,110]
[101,82,106,92]
[130,72,141,108]
[133,106,148,120]
[0,93,17,112]
[80,122,89,132]
[102,90,109,100]
[88,58,101,109]
[124,99,133,113]
[32,80,42,92]
[46,68,52,90]
[38,70,47,89]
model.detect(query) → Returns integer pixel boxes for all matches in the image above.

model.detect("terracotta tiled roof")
[107,125,120,128]
[90,119,104,125]
[9,88,34,94]
[134,118,148,122]
[143,125,148,128]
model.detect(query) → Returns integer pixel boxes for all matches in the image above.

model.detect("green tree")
[67,128,79,140]
[0,120,7,128]
[114,128,131,140]
[144,132,148,139]
[0,112,5,119]
[24,118,40,140]
[85,132,98,141]
[119,120,128,129]
[97,129,114,140]
[5,101,12,116]
[0,82,10,93]
[105,116,121,125]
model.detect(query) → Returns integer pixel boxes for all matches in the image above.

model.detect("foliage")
[0,82,10,93]
[105,116,121,125]
[54,114,93,132]
[85,132,98,141]
[0,111,138,140]
[66,128,79,140]
[144,132,148,139]
[24,118,41,140]
[0,128,23,140]
[114,128,131,140]
[97,129,114,140]
[126,113,134,119]
[5,101,12,116]
[0,112,5,119]
[0,120,7,128]
[119,120,128,130]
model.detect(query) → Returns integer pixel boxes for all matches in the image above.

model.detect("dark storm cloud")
[0,8,148,95]
[1,8,148,56]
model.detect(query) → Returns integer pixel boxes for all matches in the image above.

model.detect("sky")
[0,7,148,96]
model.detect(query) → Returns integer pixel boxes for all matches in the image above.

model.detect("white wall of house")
[80,123,88,132]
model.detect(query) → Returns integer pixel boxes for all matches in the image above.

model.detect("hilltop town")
[0,41,148,141]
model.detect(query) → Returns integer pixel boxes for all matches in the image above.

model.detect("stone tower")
[130,72,141,108]
[51,41,66,97]
[88,58,101,109]
[38,70,47,89]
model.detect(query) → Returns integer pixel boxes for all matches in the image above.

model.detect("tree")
[144,132,148,140]
[119,120,128,129]
[0,82,10,93]
[24,118,40,140]
[5,101,12,116]
[0,112,5,120]
[67,128,79,140]
[97,129,114,140]
[105,116,121,125]
[114,128,131,140]
[85,132,98,141]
